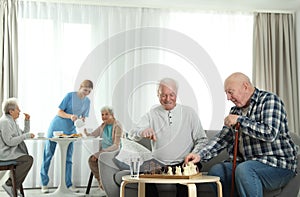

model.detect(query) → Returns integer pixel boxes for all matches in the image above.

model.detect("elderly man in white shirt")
[128,78,208,197]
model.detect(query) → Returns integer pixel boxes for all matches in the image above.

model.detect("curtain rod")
[19,0,297,14]
[253,10,295,14]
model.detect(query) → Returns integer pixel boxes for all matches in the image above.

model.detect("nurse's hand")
[70,114,78,121]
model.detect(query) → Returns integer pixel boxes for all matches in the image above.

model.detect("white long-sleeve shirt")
[129,104,208,165]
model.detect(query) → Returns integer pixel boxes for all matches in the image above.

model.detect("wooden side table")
[120,174,222,197]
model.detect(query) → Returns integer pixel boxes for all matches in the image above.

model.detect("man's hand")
[224,114,239,127]
[141,128,157,141]
[184,153,201,164]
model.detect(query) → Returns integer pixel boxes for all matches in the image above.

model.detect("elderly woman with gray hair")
[84,106,123,196]
[0,98,35,197]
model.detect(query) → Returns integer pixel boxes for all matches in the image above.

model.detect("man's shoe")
[2,184,13,197]
[68,185,79,193]
[41,186,49,193]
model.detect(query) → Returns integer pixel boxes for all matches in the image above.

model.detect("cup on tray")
[130,157,141,178]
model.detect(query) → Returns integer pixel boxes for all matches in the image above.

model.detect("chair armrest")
[98,150,122,197]
[99,150,120,170]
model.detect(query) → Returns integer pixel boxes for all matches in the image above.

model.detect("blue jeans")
[208,160,295,197]
[40,140,74,187]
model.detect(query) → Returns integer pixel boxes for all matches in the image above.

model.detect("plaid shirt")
[200,88,298,172]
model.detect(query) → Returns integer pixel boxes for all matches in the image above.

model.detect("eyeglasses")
[168,111,172,126]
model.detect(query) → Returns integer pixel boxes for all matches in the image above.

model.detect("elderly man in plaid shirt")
[186,72,298,197]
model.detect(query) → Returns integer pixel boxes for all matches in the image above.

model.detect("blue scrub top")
[47,92,91,136]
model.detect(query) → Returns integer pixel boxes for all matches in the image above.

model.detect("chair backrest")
[290,132,300,147]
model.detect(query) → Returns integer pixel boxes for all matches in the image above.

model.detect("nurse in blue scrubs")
[40,80,93,193]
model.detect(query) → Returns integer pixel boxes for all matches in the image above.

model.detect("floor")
[0,186,106,197]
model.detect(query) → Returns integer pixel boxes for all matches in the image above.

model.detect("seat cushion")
[263,188,281,197]
[0,160,17,166]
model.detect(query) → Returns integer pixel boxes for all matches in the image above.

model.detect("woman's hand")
[29,133,35,138]
[91,155,98,162]
[70,114,78,122]
[24,113,30,121]
[83,128,89,136]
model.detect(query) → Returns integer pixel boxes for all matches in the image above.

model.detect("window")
[18,3,253,132]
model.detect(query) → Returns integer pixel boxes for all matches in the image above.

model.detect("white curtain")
[17,1,253,188]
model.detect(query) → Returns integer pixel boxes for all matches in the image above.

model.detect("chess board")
[139,172,202,179]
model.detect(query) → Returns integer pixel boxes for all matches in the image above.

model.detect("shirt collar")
[158,104,179,114]
[250,88,260,104]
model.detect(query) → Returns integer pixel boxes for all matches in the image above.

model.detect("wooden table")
[120,174,222,197]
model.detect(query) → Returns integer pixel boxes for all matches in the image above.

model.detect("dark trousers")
[146,162,202,197]
[5,155,33,189]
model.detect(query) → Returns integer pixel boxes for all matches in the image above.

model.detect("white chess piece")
[183,165,190,175]
[167,166,173,175]
[189,162,198,175]
[175,166,182,175]
[183,162,198,175]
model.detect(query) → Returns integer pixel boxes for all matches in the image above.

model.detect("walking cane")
[230,122,240,197]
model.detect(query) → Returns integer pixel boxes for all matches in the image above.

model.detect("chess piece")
[167,166,173,175]
[189,162,198,175]
[183,164,190,175]
[175,166,182,175]
[183,162,198,175]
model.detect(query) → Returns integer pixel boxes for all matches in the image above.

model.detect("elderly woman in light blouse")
[0,98,35,197]
[84,106,123,195]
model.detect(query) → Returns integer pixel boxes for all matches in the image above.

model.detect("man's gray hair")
[2,98,18,114]
[157,78,179,93]
[101,106,114,116]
